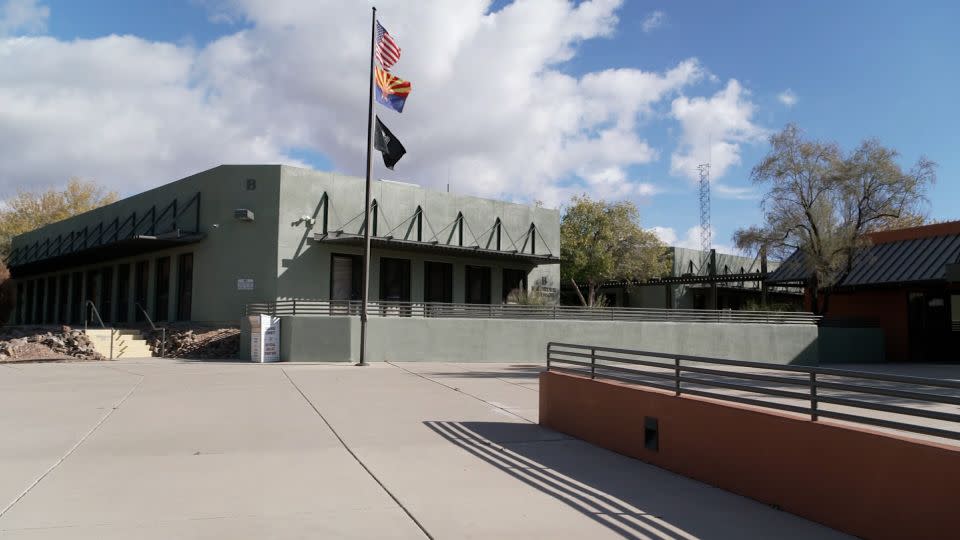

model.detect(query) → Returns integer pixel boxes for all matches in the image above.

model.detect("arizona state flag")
[374,116,406,170]
[375,65,411,113]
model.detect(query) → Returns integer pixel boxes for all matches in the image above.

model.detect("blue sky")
[2,0,958,252]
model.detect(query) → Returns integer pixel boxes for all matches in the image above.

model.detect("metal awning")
[314,231,559,265]
[766,233,960,286]
[9,232,206,278]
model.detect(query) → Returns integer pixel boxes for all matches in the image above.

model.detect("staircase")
[85,329,154,359]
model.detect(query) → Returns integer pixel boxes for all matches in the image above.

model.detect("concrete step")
[85,329,154,359]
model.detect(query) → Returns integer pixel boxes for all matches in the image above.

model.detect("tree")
[0,178,119,258]
[734,124,936,314]
[561,195,669,307]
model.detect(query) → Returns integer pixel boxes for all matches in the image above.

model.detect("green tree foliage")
[0,179,118,323]
[0,178,119,258]
[734,124,936,314]
[561,195,669,307]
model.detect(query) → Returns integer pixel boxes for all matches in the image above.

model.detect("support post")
[810,372,818,421]
[709,248,718,310]
[358,6,377,367]
[590,348,596,379]
[674,357,681,396]
[760,245,769,308]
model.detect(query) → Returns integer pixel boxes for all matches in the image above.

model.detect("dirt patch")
[145,325,240,359]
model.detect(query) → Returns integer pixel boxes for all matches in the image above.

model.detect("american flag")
[375,21,401,71]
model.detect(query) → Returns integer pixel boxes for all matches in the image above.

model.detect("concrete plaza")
[0,359,849,539]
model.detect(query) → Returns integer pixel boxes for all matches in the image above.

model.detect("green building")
[8,165,561,326]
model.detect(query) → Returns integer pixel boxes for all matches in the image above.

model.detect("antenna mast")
[697,163,711,275]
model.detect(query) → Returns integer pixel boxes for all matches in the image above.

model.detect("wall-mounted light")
[234,209,255,222]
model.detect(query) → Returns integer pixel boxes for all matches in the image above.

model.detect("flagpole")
[359,5,376,367]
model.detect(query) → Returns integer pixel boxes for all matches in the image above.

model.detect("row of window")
[15,253,194,325]
[331,255,527,304]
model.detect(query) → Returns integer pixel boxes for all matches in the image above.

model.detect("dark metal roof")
[9,232,206,278]
[314,231,559,265]
[765,233,960,286]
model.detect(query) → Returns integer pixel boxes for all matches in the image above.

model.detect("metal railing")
[83,300,107,331]
[135,303,166,358]
[83,300,114,359]
[546,342,960,442]
[246,300,820,325]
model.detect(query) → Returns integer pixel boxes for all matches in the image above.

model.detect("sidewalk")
[0,360,849,539]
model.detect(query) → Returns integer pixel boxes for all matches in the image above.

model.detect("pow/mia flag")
[373,116,406,170]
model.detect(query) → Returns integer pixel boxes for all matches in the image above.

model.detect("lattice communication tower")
[697,163,711,274]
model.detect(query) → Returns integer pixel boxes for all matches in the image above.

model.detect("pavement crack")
[281,368,434,540]
[0,375,144,519]
[387,362,535,424]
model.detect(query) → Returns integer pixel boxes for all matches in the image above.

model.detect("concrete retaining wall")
[539,370,960,540]
[256,316,820,364]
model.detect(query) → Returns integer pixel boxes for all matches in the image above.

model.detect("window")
[331,254,362,301]
[952,295,960,332]
[502,269,528,303]
[134,261,149,321]
[57,275,68,324]
[100,267,113,324]
[45,276,56,323]
[25,280,35,324]
[424,262,453,303]
[379,258,411,302]
[154,257,171,321]
[465,266,491,304]
[176,254,194,321]
[85,270,99,323]
[116,264,130,323]
[15,282,23,324]
[70,272,82,324]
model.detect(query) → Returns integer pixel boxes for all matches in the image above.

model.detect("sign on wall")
[237,278,255,290]
[250,314,280,363]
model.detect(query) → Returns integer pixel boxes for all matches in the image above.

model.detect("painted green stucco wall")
[9,164,561,325]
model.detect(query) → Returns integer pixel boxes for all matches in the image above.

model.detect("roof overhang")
[9,232,206,278]
[314,231,559,265]
[945,263,960,283]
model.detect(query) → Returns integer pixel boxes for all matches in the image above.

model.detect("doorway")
[908,291,951,362]
[424,261,453,303]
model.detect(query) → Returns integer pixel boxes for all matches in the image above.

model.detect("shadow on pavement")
[424,420,702,540]
[412,365,544,379]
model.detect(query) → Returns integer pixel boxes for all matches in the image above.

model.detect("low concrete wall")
[539,371,960,540]
[246,316,820,364]
[818,326,885,363]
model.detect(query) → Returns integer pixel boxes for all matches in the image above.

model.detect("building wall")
[9,165,561,325]
[274,166,561,304]
[10,165,283,324]
[820,289,909,362]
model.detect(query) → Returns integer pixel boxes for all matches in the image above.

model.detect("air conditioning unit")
[234,208,255,222]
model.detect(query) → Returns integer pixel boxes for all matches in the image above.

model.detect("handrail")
[83,300,113,360]
[546,342,960,442]
[246,300,821,325]
[84,300,107,331]
[135,302,166,358]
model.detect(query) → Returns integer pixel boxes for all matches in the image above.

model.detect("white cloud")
[777,88,797,107]
[0,0,48,35]
[0,0,713,207]
[641,10,665,33]
[669,79,765,182]
[652,225,731,253]
[713,182,757,200]
[0,35,304,194]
